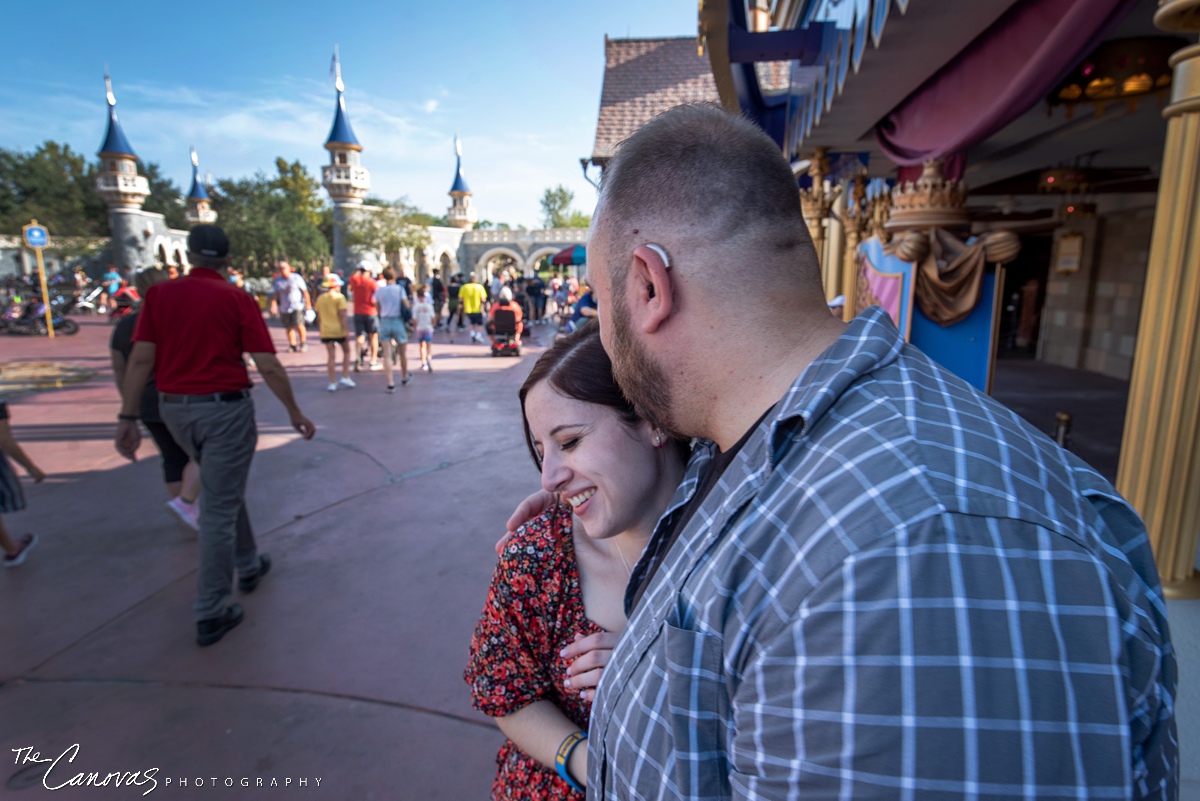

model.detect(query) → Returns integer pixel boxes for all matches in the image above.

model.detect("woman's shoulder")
[498,503,573,567]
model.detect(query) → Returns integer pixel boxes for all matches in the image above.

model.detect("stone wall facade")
[334,215,589,285]
[1081,208,1153,380]
[1038,207,1153,381]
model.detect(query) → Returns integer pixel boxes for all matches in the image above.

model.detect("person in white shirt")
[412,284,436,372]
[373,268,411,393]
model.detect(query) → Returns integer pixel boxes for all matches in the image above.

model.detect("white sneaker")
[338,376,356,388]
[369,362,383,371]
[3,533,37,567]
[327,382,338,392]
[166,497,200,532]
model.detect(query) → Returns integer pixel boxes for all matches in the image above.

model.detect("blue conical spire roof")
[324,88,361,150]
[450,136,470,194]
[98,75,137,158]
[187,147,210,201]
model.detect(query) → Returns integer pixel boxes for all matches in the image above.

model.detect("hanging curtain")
[885,229,1021,326]
[875,0,1141,165]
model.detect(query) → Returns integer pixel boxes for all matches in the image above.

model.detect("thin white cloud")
[0,74,597,229]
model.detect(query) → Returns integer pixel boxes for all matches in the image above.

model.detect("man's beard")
[608,288,679,439]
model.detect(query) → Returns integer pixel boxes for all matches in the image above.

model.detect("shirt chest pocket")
[663,623,732,799]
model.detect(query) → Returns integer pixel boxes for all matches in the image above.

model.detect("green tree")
[563,210,591,228]
[274,157,324,226]
[140,160,186,230]
[0,141,109,237]
[340,197,432,265]
[540,184,590,229]
[408,210,449,227]
[210,159,329,276]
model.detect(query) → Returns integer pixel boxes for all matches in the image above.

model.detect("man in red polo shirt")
[347,261,381,372]
[115,225,316,647]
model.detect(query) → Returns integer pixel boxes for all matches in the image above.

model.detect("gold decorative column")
[841,175,868,322]
[800,148,838,297]
[1117,0,1200,599]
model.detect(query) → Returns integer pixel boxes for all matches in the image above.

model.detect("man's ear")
[630,245,673,334]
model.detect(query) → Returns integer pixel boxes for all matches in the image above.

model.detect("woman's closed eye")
[559,437,580,451]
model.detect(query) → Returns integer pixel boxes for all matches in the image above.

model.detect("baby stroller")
[489,306,522,357]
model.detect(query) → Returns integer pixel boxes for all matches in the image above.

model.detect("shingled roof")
[590,36,719,165]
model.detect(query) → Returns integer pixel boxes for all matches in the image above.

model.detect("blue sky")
[3,1,694,229]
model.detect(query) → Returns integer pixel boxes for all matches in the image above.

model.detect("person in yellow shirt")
[458,271,489,344]
[315,276,355,392]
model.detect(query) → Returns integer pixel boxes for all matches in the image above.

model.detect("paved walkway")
[2,315,550,798]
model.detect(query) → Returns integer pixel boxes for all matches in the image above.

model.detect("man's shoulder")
[786,342,1117,537]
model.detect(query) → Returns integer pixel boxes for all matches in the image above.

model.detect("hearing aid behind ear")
[644,244,670,268]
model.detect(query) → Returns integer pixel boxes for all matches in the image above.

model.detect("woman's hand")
[562,631,621,702]
[496,489,558,555]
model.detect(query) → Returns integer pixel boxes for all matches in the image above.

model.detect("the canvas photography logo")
[9,744,323,796]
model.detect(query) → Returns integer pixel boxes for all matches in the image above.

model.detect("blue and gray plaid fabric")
[590,307,1176,800]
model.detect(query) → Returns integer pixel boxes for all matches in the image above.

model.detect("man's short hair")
[133,267,168,296]
[598,104,818,291]
[188,252,228,270]
[468,272,476,281]
[381,267,396,281]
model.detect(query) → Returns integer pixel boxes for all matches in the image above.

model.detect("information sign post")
[21,220,54,339]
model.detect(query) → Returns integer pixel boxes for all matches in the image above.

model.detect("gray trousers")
[161,396,259,622]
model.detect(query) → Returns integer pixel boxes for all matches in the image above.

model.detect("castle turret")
[321,51,371,275]
[446,136,477,230]
[96,73,152,271]
[184,147,217,228]
[95,74,149,210]
[321,56,370,206]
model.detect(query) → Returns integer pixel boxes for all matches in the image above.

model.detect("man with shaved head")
[571,105,1175,799]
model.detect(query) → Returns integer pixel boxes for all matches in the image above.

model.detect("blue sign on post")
[23,224,48,250]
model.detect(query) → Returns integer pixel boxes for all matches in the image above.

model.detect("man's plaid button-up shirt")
[588,307,1176,800]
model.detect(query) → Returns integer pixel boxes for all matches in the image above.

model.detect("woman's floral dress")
[465,504,604,800]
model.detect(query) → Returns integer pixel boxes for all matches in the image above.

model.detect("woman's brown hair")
[518,321,687,469]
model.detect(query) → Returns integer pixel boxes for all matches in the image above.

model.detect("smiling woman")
[464,321,687,800]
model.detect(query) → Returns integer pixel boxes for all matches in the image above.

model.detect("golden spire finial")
[104,67,116,106]
[455,133,463,158]
[191,146,199,167]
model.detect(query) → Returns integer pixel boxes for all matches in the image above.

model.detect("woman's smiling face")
[525,381,668,542]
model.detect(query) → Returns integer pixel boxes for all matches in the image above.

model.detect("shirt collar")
[763,306,906,467]
[189,266,226,281]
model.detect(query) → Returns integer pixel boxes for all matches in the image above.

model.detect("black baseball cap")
[188,225,230,258]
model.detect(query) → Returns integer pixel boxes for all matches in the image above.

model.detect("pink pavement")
[0,315,557,798]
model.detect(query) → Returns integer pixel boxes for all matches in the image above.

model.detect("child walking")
[315,276,355,392]
[0,396,46,567]
[413,284,436,372]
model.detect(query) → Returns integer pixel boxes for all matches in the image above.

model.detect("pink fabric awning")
[875,0,1141,167]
